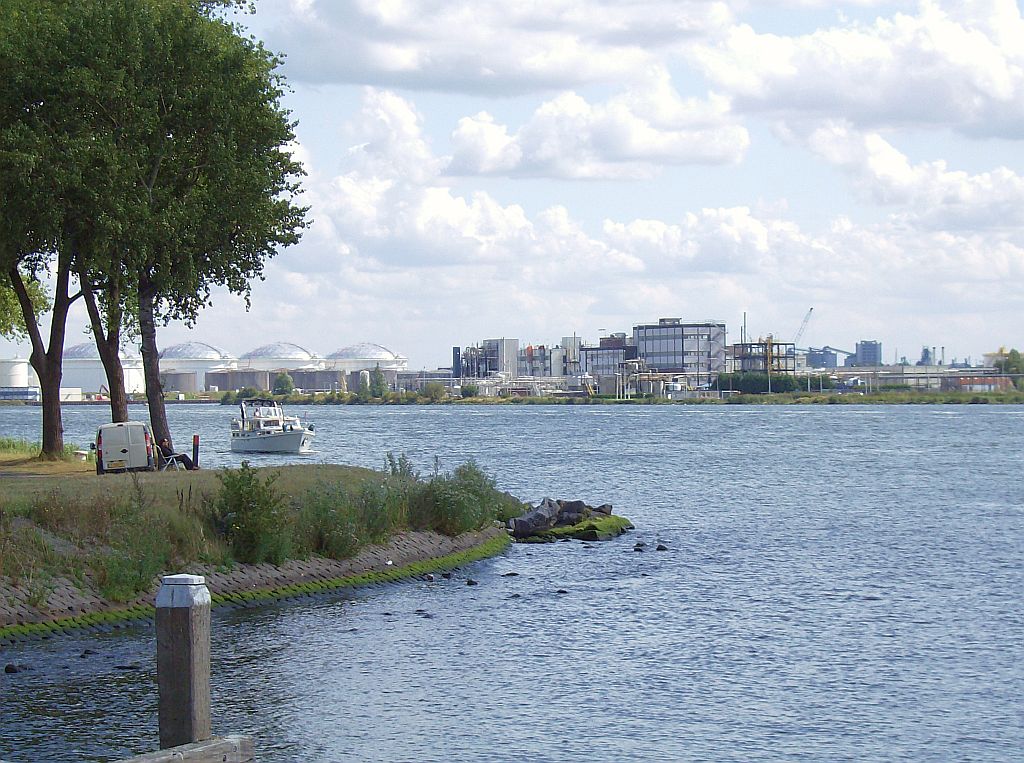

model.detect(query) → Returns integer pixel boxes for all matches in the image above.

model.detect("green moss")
[0,532,512,643]
[519,514,634,542]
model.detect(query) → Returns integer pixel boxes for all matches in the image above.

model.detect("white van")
[93,421,156,475]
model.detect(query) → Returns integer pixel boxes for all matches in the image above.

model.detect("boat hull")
[230,429,314,454]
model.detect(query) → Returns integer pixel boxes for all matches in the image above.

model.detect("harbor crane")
[793,307,814,347]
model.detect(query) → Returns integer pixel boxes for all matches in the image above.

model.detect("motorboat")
[230,398,315,453]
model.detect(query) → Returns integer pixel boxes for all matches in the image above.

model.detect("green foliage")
[0,274,49,340]
[422,381,447,402]
[995,349,1023,388]
[460,383,480,398]
[369,365,387,398]
[385,452,419,480]
[91,537,167,603]
[273,372,295,395]
[220,386,262,405]
[717,372,805,394]
[210,461,290,564]
[407,460,520,535]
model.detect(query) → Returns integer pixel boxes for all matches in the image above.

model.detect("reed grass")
[0,453,525,604]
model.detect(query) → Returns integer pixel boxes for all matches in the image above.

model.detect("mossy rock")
[521,514,634,542]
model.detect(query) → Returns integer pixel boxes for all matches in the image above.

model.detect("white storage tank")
[0,358,30,388]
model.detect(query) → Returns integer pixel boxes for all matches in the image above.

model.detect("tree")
[0,0,104,455]
[460,383,479,398]
[132,2,306,448]
[0,277,49,341]
[3,1,305,453]
[995,349,1024,390]
[273,372,294,395]
[369,365,387,398]
[422,382,446,403]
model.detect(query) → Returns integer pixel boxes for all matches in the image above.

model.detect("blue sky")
[5,0,1023,368]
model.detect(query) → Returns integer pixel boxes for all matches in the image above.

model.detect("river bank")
[0,440,528,644]
[0,525,510,644]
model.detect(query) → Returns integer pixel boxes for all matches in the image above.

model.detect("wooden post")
[156,574,211,749]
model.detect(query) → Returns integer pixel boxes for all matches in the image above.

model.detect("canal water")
[1,404,1022,761]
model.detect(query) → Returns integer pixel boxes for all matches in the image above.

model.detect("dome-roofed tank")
[324,342,407,373]
[161,341,232,360]
[241,342,316,361]
[63,342,101,360]
[63,342,140,360]
[327,342,399,361]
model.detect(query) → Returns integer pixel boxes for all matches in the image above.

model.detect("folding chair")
[159,451,186,471]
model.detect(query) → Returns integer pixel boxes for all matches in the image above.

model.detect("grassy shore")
[0,441,525,631]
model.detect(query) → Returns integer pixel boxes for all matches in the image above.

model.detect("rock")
[501,572,519,577]
[508,497,562,538]
[593,503,613,515]
[441,572,452,579]
[466,579,478,586]
[557,499,588,514]
[556,589,568,594]
[509,593,521,599]
[5,663,26,674]
[656,544,668,551]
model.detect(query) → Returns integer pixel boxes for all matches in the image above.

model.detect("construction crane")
[793,307,814,347]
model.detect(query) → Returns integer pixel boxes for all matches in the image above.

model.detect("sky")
[5,0,1024,369]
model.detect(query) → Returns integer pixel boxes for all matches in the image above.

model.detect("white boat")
[230,398,315,453]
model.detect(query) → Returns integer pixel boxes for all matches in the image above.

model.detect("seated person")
[158,438,197,470]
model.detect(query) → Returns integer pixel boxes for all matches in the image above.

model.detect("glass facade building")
[633,319,726,387]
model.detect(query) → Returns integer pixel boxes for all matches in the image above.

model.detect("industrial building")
[633,318,727,388]
[159,341,236,392]
[62,342,146,396]
[457,338,519,379]
[729,338,797,375]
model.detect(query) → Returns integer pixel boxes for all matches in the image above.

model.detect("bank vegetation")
[0,440,524,613]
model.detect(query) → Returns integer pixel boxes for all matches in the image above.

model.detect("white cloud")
[799,120,1024,230]
[260,0,734,94]
[241,87,1019,365]
[691,0,1024,136]
[448,78,749,179]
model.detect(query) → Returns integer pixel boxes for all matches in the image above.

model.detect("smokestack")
[941,346,945,365]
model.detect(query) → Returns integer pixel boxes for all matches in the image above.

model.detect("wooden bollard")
[156,574,211,749]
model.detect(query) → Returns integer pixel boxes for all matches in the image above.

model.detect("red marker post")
[192,434,200,469]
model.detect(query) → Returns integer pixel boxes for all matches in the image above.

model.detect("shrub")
[295,483,363,560]
[91,532,167,602]
[209,462,291,564]
[407,460,514,536]
[421,382,446,402]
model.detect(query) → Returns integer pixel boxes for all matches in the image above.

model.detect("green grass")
[0,532,513,644]
[1,455,526,607]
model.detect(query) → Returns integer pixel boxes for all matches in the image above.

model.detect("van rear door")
[100,423,132,471]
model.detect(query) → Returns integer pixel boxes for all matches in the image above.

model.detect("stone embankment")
[0,525,508,641]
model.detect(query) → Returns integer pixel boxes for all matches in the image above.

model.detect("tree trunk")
[9,245,79,457]
[139,276,171,447]
[81,275,128,422]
